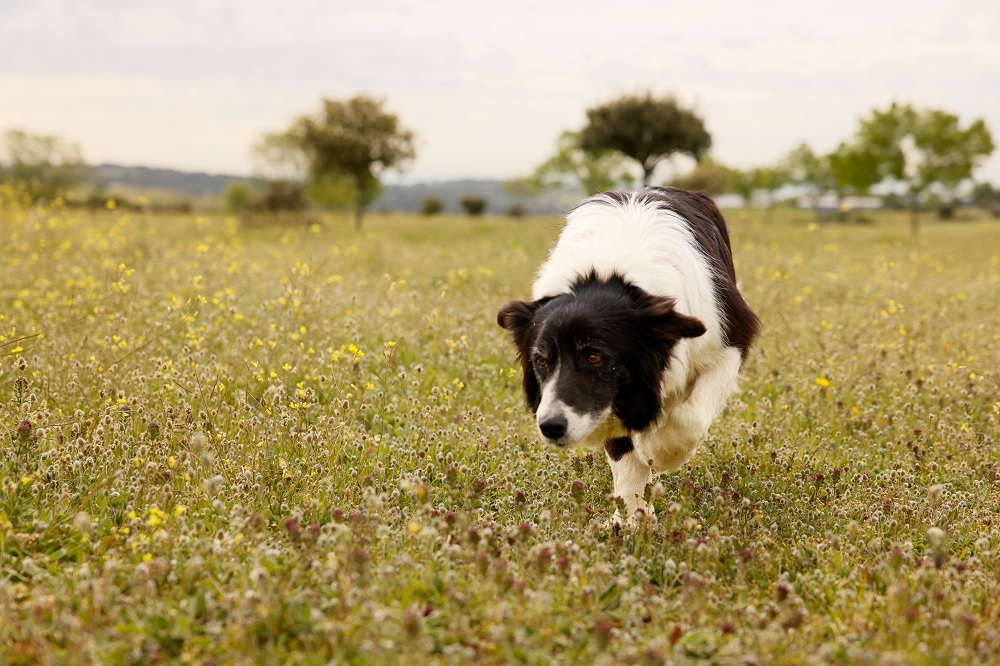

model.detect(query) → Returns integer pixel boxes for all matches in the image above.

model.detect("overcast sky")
[2,0,998,184]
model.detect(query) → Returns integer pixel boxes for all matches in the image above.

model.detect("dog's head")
[497,275,705,446]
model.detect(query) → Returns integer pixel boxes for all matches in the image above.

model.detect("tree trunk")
[354,179,367,230]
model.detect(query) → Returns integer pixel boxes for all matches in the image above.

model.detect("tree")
[783,143,835,222]
[420,196,443,216]
[0,129,89,202]
[531,130,634,195]
[853,102,995,235]
[501,176,542,214]
[289,96,415,229]
[459,195,487,217]
[727,168,756,212]
[577,93,711,187]
[668,156,730,196]
[825,141,884,221]
[223,181,254,214]
[751,165,790,222]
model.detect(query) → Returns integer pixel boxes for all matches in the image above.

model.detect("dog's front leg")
[604,436,652,525]
[648,348,743,472]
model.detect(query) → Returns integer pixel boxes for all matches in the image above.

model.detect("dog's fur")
[498,187,759,522]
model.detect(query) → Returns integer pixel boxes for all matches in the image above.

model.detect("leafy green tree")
[289,96,415,229]
[459,195,487,217]
[577,93,711,187]
[0,129,89,202]
[668,156,730,195]
[252,132,309,183]
[727,168,756,211]
[531,130,634,195]
[853,102,995,235]
[783,143,835,221]
[223,181,255,214]
[751,165,790,222]
[826,142,883,219]
[970,182,996,210]
[726,165,788,220]
[420,196,443,216]
[253,129,379,213]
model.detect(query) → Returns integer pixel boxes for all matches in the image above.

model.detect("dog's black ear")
[665,310,706,339]
[497,299,537,333]
[613,296,704,432]
[642,296,706,341]
[497,299,546,413]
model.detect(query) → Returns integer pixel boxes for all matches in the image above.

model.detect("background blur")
[1,0,998,214]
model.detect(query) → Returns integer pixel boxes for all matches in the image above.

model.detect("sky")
[2,0,998,185]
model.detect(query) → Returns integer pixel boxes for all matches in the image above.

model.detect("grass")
[2,189,999,664]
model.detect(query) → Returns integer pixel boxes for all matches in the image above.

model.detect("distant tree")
[252,132,361,210]
[251,181,307,213]
[826,141,883,219]
[531,130,634,195]
[577,93,711,187]
[751,165,790,222]
[421,196,443,216]
[727,168,757,211]
[0,129,89,202]
[459,195,487,217]
[970,182,996,211]
[502,176,541,214]
[252,132,309,183]
[223,181,254,214]
[783,143,835,221]
[852,102,995,235]
[971,181,1000,208]
[668,156,730,195]
[289,95,415,229]
[505,202,527,218]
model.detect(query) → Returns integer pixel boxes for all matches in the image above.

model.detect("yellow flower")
[815,377,831,388]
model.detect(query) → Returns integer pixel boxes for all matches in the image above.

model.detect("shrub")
[506,202,527,218]
[421,196,443,216]
[459,195,487,217]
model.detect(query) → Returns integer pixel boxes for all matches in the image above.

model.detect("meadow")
[2,188,999,665]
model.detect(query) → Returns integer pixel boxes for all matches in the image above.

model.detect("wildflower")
[815,377,831,388]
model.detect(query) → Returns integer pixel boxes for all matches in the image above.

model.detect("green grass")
[2,191,1000,664]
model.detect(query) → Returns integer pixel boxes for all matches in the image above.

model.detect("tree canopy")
[577,93,711,187]
[0,129,89,202]
[531,130,634,195]
[850,102,995,233]
[288,96,415,229]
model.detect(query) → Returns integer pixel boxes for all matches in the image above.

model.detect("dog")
[498,187,759,523]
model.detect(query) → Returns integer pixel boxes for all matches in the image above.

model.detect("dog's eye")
[535,356,549,368]
[586,352,603,365]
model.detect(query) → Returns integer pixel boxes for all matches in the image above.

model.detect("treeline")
[2,94,997,233]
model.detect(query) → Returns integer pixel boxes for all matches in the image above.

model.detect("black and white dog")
[498,187,759,523]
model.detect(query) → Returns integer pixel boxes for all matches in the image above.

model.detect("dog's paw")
[603,506,655,530]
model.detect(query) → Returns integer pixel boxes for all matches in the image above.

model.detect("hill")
[91,164,582,214]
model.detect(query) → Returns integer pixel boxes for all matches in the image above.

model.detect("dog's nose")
[539,414,568,440]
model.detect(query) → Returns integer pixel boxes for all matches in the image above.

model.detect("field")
[2,190,999,665]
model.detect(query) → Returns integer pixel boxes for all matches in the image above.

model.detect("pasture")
[2,192,999,664]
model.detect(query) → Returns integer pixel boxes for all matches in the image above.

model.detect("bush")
[421,196,443,216]
[460,195,487,217]
[252,181,307,213]
[224,181,254,214]
[506,203,527,218]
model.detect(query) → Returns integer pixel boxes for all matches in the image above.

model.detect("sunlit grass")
[2,188,999,664]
